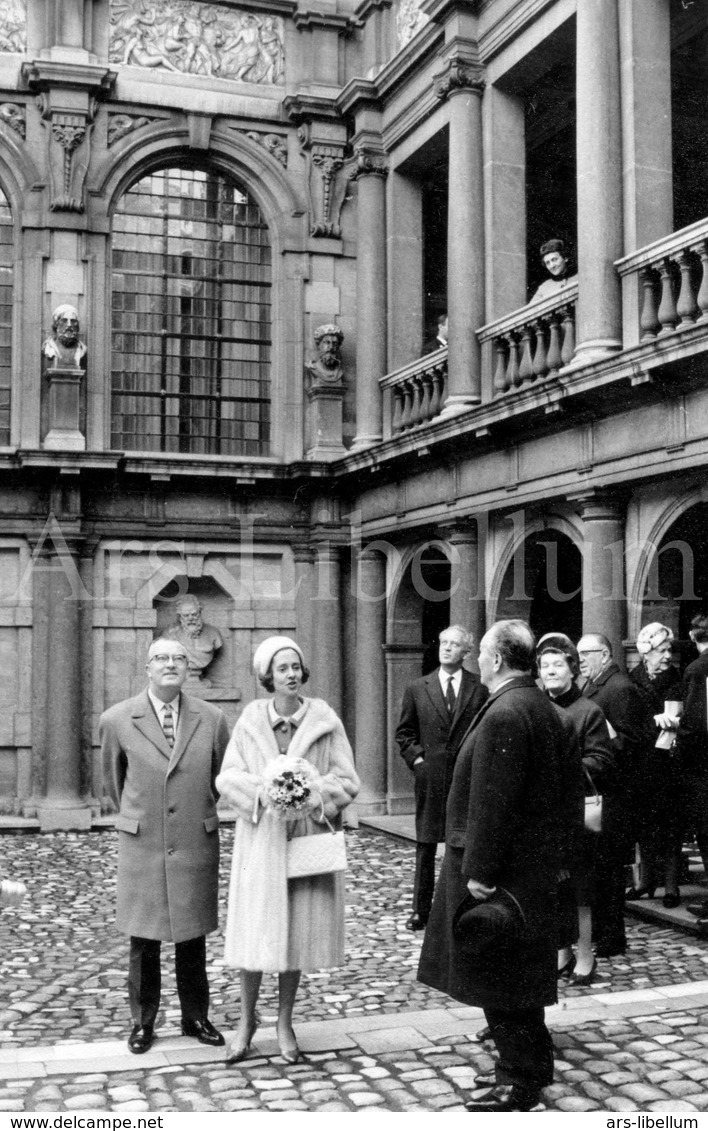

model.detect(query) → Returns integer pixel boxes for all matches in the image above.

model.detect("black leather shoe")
[687,901,708,918]
[662,892,680,909]
[465,1085,539,1112]
[128,1024,154,1054]
[471,1025,493,1043]
[473,1071,496,1088]
[181,1018,225,1046]
[594,937,626,958]
[405,912,428,931]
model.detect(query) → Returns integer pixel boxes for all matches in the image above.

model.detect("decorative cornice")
[354,0,394,20]
[337,78,382,119]
[433,56,484,100]
[293,10,355,34]
[21,61,117,99]
[283,92,342,127]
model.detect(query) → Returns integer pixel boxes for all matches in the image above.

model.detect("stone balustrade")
[477,284,578,396]
[379,347,448,438]
[616,217,708,348]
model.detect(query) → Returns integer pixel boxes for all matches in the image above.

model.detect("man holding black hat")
[418,619,570,1112]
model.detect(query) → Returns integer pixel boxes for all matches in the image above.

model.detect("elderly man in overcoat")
[418,619,571,1112]
[396,625,487,930]
[100,636,230,1053]
[578,632,652,957]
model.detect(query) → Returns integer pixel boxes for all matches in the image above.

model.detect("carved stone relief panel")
[396,0,428,51]
[107,112,156,145]
[109,1,285,85]
[0,0,25,54]
[0,103,25,137]
[242,130,288,167]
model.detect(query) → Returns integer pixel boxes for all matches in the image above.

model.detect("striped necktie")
[161,704,175,749]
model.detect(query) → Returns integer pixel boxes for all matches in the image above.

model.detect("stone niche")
[153,575,240,706]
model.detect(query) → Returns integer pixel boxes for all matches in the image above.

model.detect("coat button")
[167,848,175,855]
[168,807,175,815]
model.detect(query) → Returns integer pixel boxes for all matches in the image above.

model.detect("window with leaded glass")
[111,166,271,456]
[0,188,12,446]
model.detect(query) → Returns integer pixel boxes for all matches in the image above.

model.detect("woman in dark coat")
[537,633,614,985]
[627,623,683,907]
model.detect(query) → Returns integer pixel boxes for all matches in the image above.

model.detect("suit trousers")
[413,842,437,917]
[485,1006,554,1093]
[129,935,209,1027]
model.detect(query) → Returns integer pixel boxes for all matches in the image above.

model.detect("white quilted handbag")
[286,822,347,879]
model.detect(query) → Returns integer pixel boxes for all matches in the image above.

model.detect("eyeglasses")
[577,649,605,658]
[149,654,188,666]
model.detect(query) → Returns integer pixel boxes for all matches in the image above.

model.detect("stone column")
[483,86,527,321]
[33,528,91,829]
[310,542,343,715]
[385,644,423,815]
[574,0,623,364]
[440,520,486,671]
[388,171,424,369]
[292,543,315,667]
[618,0,673,345]
[574,492,626,663]
[351,149,388,451]
[434,57,485,413]
[354,546,387,814]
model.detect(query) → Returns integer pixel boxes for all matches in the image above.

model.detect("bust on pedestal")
[165,595,224,690]
[42,303,87,450]
[304,323,346,460]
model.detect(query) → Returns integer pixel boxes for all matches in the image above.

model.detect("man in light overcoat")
[100,636,230,1053]
[396,626,487,930]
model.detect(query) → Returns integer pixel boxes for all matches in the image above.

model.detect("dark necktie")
[162,704,175,749]
[446,676,456,714]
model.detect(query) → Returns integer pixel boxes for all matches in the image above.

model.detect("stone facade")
[0,0,704,824]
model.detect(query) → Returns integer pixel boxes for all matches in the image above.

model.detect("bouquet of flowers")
[261,757,321,821]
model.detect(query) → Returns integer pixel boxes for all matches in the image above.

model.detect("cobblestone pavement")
[2,827,708,1111]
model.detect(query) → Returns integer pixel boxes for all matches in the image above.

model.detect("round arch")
[488,513,583,626]
[628,487,706,643]
[88,122,306,250]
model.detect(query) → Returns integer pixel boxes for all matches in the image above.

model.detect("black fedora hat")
[452,887,527,958]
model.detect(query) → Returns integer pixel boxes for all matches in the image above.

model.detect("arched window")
[111,166,271,455]
[0,187,12,446]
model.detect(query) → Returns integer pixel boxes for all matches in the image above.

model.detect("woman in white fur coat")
[216,635,360,1066]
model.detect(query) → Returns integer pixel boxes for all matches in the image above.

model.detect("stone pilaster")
[285,96,349,240]
[354,545,387,814]
[384,643,423,815]
[350,147,388,450]
[434,56,485,412]
[574,0,623,363]
[572,491,627,663]
[292,542,315,667]
[439,520,485,669]
[310,542,343,715]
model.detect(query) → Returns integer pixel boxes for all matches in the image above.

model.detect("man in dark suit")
[418,619,571,1112]
[100,636,230,1053]
[677,615,708,921]
[578,631,652,957]
[396,625,487,931]
[422,313,448,355]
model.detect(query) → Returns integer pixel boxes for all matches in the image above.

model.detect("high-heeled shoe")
[557,955,576,980]
[277,1025,300,1065]
[663,891,681,909]
[225,1018,258,1065]
[625,885,656,901]
[569,958,597,986]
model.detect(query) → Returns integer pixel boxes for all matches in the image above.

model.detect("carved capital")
[433,57,485,101]
[349,146,388,180]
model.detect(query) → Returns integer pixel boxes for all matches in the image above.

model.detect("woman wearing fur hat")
[216,636,360,1066]
[627,623,683,907]
[537,633,614,985]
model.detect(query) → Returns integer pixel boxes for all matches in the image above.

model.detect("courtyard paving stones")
[3,827,708,1110]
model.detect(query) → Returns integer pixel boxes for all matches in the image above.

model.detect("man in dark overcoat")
[418,619,570,1112]
[100,636,230,1053]
[396,625,487,930]
[677,614,708,921]
[578,632,653,956]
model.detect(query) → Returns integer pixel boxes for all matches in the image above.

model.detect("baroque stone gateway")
[109,0,285,84]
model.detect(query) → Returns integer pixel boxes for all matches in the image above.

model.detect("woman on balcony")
[529,239,577,304]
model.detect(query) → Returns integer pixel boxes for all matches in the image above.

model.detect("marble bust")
[165,595,223,686]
